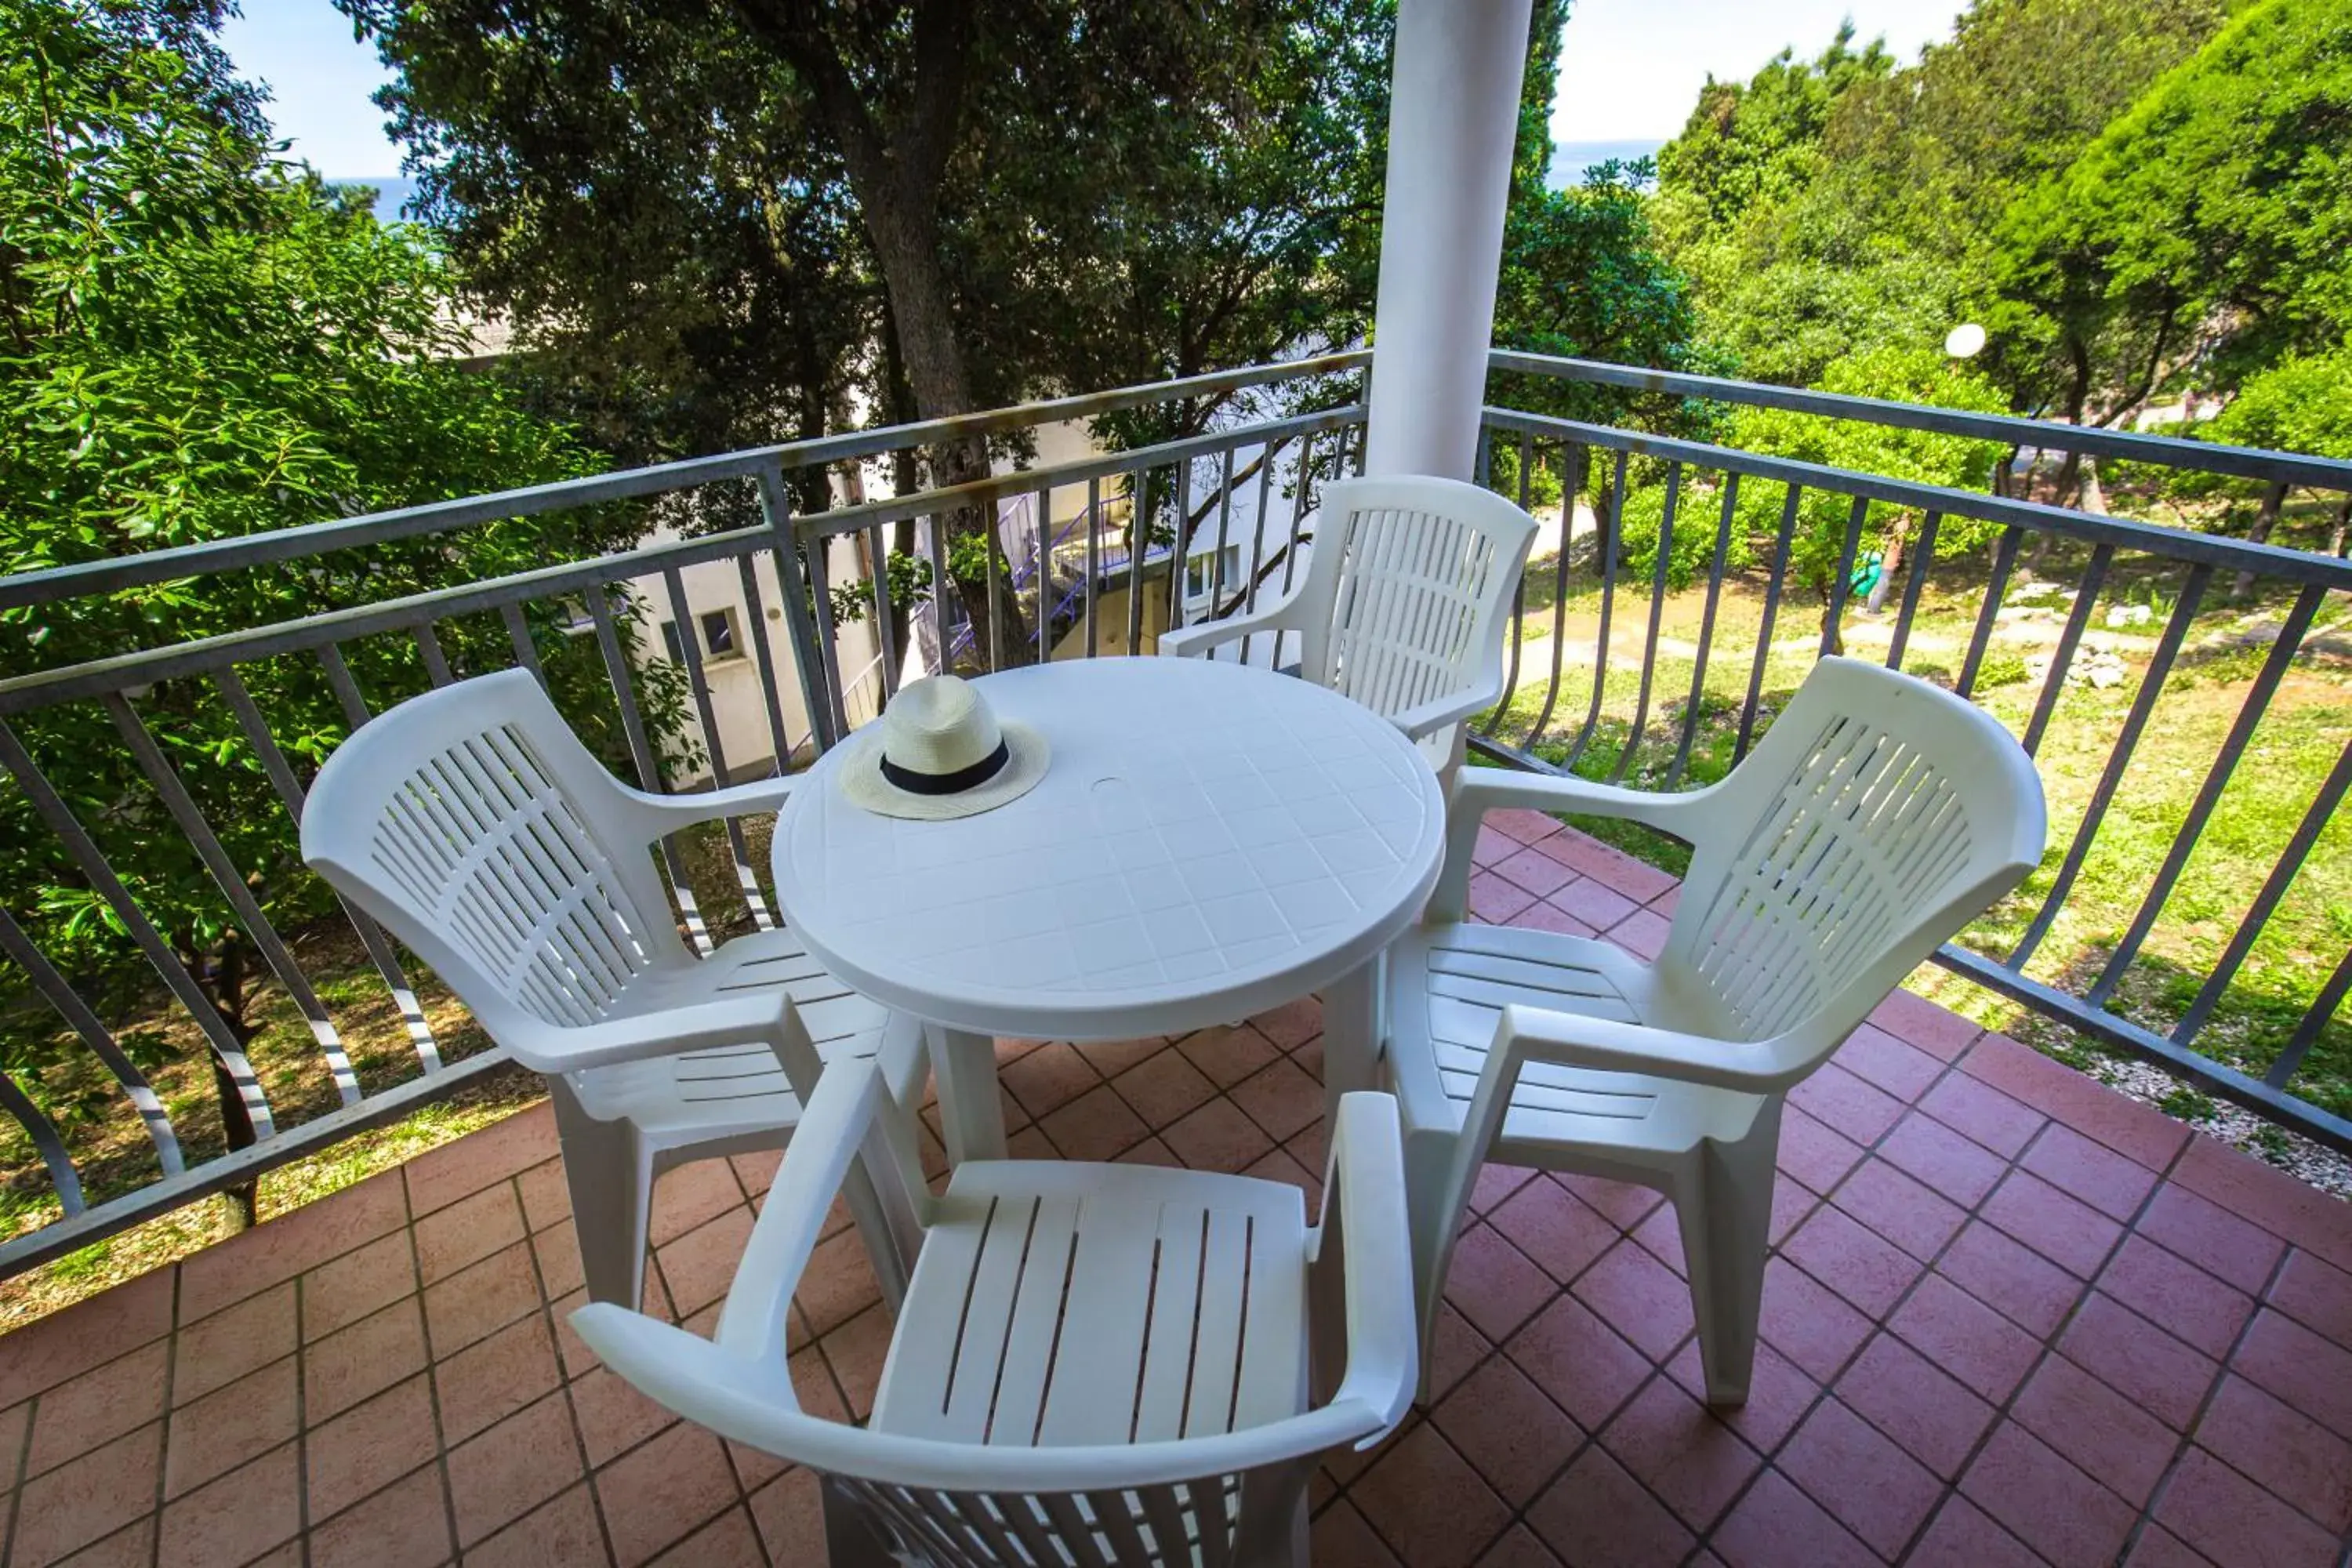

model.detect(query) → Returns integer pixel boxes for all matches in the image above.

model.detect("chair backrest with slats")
[1659,657,2046,1056]
[303,670,688,1042]
[829,1472,1289,1568]
[1294,476,1538,725]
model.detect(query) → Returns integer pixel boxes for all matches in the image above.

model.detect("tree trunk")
[2331,492,2350,558]
[2234,480,2288,601]
[1865,517,1911,615]
[186,935,261,1231]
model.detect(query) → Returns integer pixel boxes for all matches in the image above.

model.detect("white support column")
[1363,0,1535,481]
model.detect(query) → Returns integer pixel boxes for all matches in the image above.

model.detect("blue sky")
[220,0,1965,177]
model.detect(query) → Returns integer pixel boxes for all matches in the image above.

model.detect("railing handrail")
[1482,406,2352,590]
[0,350,1372,612]
[1490,348,2352,492]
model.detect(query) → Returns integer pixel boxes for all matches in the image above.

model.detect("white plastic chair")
[301,667,924,1311]
[572,1047,1418,1568]
[1383,656,2046,1405]
[1158,474,1539,779]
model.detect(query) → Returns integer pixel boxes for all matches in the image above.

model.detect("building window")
[1185,543,1245,602]
[659,620,684,663]
[699,608,740,659]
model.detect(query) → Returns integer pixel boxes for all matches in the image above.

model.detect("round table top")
[771,657,1448,1040]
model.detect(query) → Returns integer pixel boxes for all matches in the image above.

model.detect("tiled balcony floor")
[3,816,2350,1567]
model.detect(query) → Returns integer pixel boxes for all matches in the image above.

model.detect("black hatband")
[880,739,1011,796]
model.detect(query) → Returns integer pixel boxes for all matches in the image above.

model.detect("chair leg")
[819,1477,900,1568]
[1672,1102,1781,1407]
[1401,1125,1463,1403]
[549,1077,656,1311]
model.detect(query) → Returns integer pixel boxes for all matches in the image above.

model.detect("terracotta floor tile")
[1892,1274,2042,1403]
[1431,1355,1582,1506]
[301,1230,419,1341]
[1108,1047,1217,1126]
[1312,1498,1404,1567]
[2154,1448,2341,1568]
[437,1312,563,1446]
[1425,1301,1494,1405]
[310,1461,452,1568]
[997,1040,1100,1118]
[403,1102,556,1218]
[1478,1524,1566,1568]
[1962,1034,2190,1172]
[1662,1337,1819,1455]
[1631,1200,1688,1276]
[2136,1183,2286,1296]
[1775,1396,1944,1558]
[1175,1024,1280,1088]
[172,1279,296,1406]
[45,1516,153,1568]
[1445,1223,1563,1345]
[596,1420,741,1567]
[1468,869,1540,923]
[571,1363,683,1468]
[416,1181,529,1286]
[1599,1374,1761,1530]
[1506,1294,1652,1432]
[2265,1247,2352,1343]
[1229,1055,1324,1142]
[9,1421,162,1566]
[2024,1123,2160,1221]
[463,1482,608,1568]
[1526,1446,1695,1568]
[1831,1158,1966,1264]
[2009,1353,2178,1506]
[2057,1292,2219,1432]
[532,1217,586,1301]
[1755,1258,1872,1386]
[816,1302,892,1421]
[448,1390,586,1546]
[2098,1234,2252,1359]
[1783,1204,1923,1318]
[1161,1094,1279,1173]
[2193,1376,2352,1533]
[646,1159,748,1249]
[1905,1495,2045,1568]
[1353,1422,1512,1568]
[517,1156,574,1233]
[1981,1169,2125,1279]
[1878,1111,2009,1207]
[2231,1306,2352,1439]
[1556,1172,1661,1229]
[1513,898,1599,938]
[162,1354,297,1500]
[1250,995,1323,1049]
[1570,1240,1690,1362]
[1036,1083,1150,1163]
[2125,1525,2219,1566]
[155,1439,299,1567]
[303,1295,430,1425]
[1545,875,1636,930]
[24,1340,168,1477]
[1835,1022,1944,1102]
[647,1506,764,1568]
[1606,909,1671,960]
[1834,1331,1994,1480]
[1787,1062,1903,1145]
[656,1207,757,1319]
[1492,844,1577,898]
[1936,1220,2085,1337]
[1961,1423,2135,1568]
[1773,1107,1865,1196]
[176,1171,407,1326]
[423,1241,543,1357]
[1868,987,1984,1062]
[1709,1469,1877,1568]
[1486,807,1566,845]
[1918,1071,2045,1160]
[304,1373,438,1523]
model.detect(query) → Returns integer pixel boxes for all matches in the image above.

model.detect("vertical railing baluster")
[585,582,714,955]
[1955,527,2023,699]
[318,643,372,728]
[1126,466,1150,655]
[1034,485,1054,664]
[218,666,441,1071]
[1563,451,1626,771]
[0,1069,84,1216]
[0,719,278,1138]
[922,510,952,677]
[2020,543,2114,757]
[754,462,838,752]
[2009,564,2212,969]
[1279,430,1317,598]
[2265,947,2352,1091]
[1610,460,1679,785]
[1883,510,1940,670]
[1734,483,1802,764]
[1523,442,1585,750]
[1820,494,1871,658]
[2089,583,2328,1004]
[984,499,1006,673]
[1667,472,1738,788]
[800,526,855,735]
[105,691,363,1104]
[866,523,902,701]
[1160,455,1195,640]
[732,557,797,772]
[413,622,455,686]
[1083,477,1102,657]
[1483,430,1536,738]
[660,567,774,932]
[0,904,182,1174]
[499,601,545,681]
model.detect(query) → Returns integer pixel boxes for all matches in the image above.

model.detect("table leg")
[1320,956,1382,1131]
[929,1025,1008,1164]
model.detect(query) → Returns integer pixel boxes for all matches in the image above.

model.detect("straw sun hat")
[837,675,1050,820]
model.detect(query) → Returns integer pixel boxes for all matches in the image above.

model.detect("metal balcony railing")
[0,346,2345,1279]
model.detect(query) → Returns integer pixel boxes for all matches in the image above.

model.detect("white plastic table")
[771,657,1448,1163]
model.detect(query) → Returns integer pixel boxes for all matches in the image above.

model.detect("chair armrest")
[1156,586,1310,659]
[1428,768,1715,921]
[1490,1004,1798,1095]
[1388,686,1496,743]
[506,991,822,1083]
[1313,1091,1418,1443]
[618,773,794,831]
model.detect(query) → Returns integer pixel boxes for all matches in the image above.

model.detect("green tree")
[2210,337,2352,554]
[1,0,635,1215]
